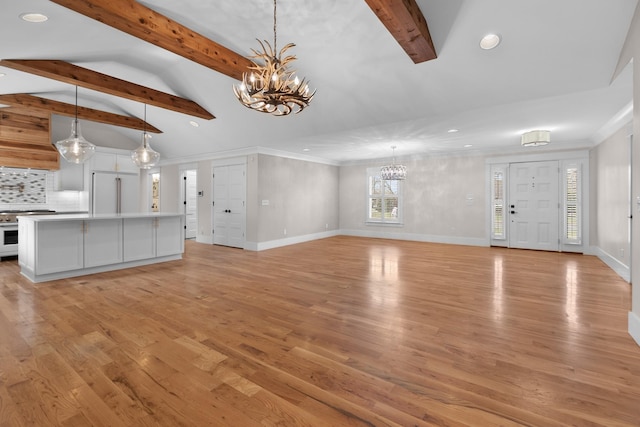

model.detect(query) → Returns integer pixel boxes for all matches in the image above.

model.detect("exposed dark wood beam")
[0,94,162,133]
[50,0,254,81]
[0,60,214,120]
[364,0,437,63]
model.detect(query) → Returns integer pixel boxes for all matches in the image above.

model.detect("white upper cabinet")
[90,151,139,174]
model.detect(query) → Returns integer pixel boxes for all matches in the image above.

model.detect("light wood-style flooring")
[0,236,639,426]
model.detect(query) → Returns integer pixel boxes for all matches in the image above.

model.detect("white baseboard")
[629,312,640,347]
[594,247,630,282]
[195,235,213,245]
[340,229,488,247]
[245,230,341,251]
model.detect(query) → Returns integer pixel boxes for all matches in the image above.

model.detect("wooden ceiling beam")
[50,0,254,81]
[364,0,437,63]
[0,94,163,133]
[0,59,214,120]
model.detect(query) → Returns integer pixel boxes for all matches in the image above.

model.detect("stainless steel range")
[0,210,55,258]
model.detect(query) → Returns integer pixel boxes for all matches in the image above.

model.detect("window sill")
[365,221,404,227]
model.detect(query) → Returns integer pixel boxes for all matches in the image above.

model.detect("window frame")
[562,161,582,245]
[365,167,403,226]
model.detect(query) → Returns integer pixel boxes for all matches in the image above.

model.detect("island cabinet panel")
[36,220,84,275]
[157,216,184,257]
[84,218,123,268]
[18,213,184,283]
[123,217,156,262]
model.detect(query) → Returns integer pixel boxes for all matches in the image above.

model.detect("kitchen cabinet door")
[84,219,123,268]
[116,154,139,174]
[156,216,184,257]
[36,220,84,275]
[123,217,156,262]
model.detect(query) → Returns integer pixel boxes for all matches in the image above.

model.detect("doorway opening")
[151,172,160,212]
[182,169,198,240]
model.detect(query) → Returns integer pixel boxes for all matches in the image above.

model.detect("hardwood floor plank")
[0,236,639,425]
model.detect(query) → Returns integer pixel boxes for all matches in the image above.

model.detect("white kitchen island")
[18,213,184,283]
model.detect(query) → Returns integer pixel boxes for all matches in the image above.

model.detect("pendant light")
[55,86,96,164]
[131,104,160,169]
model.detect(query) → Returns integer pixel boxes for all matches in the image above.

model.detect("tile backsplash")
[0,168,84,212]
[0,169,46,204]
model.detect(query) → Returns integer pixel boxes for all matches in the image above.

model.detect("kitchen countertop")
[17,212,184,222]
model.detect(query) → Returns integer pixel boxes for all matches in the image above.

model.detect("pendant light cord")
[273,0,277,53]
[143,104,147,148]
[74,86,78,137]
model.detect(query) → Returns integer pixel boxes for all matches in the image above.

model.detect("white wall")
[159,164,180,213]
[196,161,212,243]
[340,154,487,245]
[592,125,632,280]
[251,154,339,248]
[620,2,640,345]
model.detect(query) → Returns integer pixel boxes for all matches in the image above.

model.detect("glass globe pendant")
[131,104,160,169]
[55,86,96,164]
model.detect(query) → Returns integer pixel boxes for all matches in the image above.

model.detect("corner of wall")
[629,311,640,346]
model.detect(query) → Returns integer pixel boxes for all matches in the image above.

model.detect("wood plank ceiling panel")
[0,109,58,170]
[0,94,162,133]
[50,0,254,81]
[364,0,437,63]
[0,59,214,120]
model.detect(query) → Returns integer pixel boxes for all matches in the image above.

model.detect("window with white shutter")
[366,167,402,224]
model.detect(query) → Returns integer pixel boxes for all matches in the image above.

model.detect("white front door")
[509,161,560,251]
[213,164,246,248]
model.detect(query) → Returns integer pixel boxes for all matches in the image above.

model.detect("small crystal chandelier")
[55,86,96,164]
[131,104,160,169]
[233,0,315,116]
[380,146,407,180]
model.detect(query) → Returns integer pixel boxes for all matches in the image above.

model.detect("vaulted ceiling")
[0,0,637,166]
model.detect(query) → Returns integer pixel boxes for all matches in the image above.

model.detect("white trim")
[594,247,630,282]
[340,229,488,247]
[196,235,213,244]
[212,156,247,167]
[245,229,487,251]
[21,254,182,283]
[244,230,340,251]
[486,149,590,165]
[160,146,340,167]
[629,311,640,347]
[592,102,633,145]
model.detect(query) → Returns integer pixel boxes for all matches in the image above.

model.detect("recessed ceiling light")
[480,33,501,50]
[464,144,473,148]
[302,148,310,152]
[189,120,199,127]
[20,13,49,23]
[0,73,6,78]
[448,129,459,133]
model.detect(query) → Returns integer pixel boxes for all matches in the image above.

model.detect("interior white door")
[213,166,229,246]
[509,161,560,251]
[213,164,246,248]
[227,164,246,248]
[184,170,197,239]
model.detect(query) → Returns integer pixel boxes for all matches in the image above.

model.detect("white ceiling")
[0,0,637,165]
